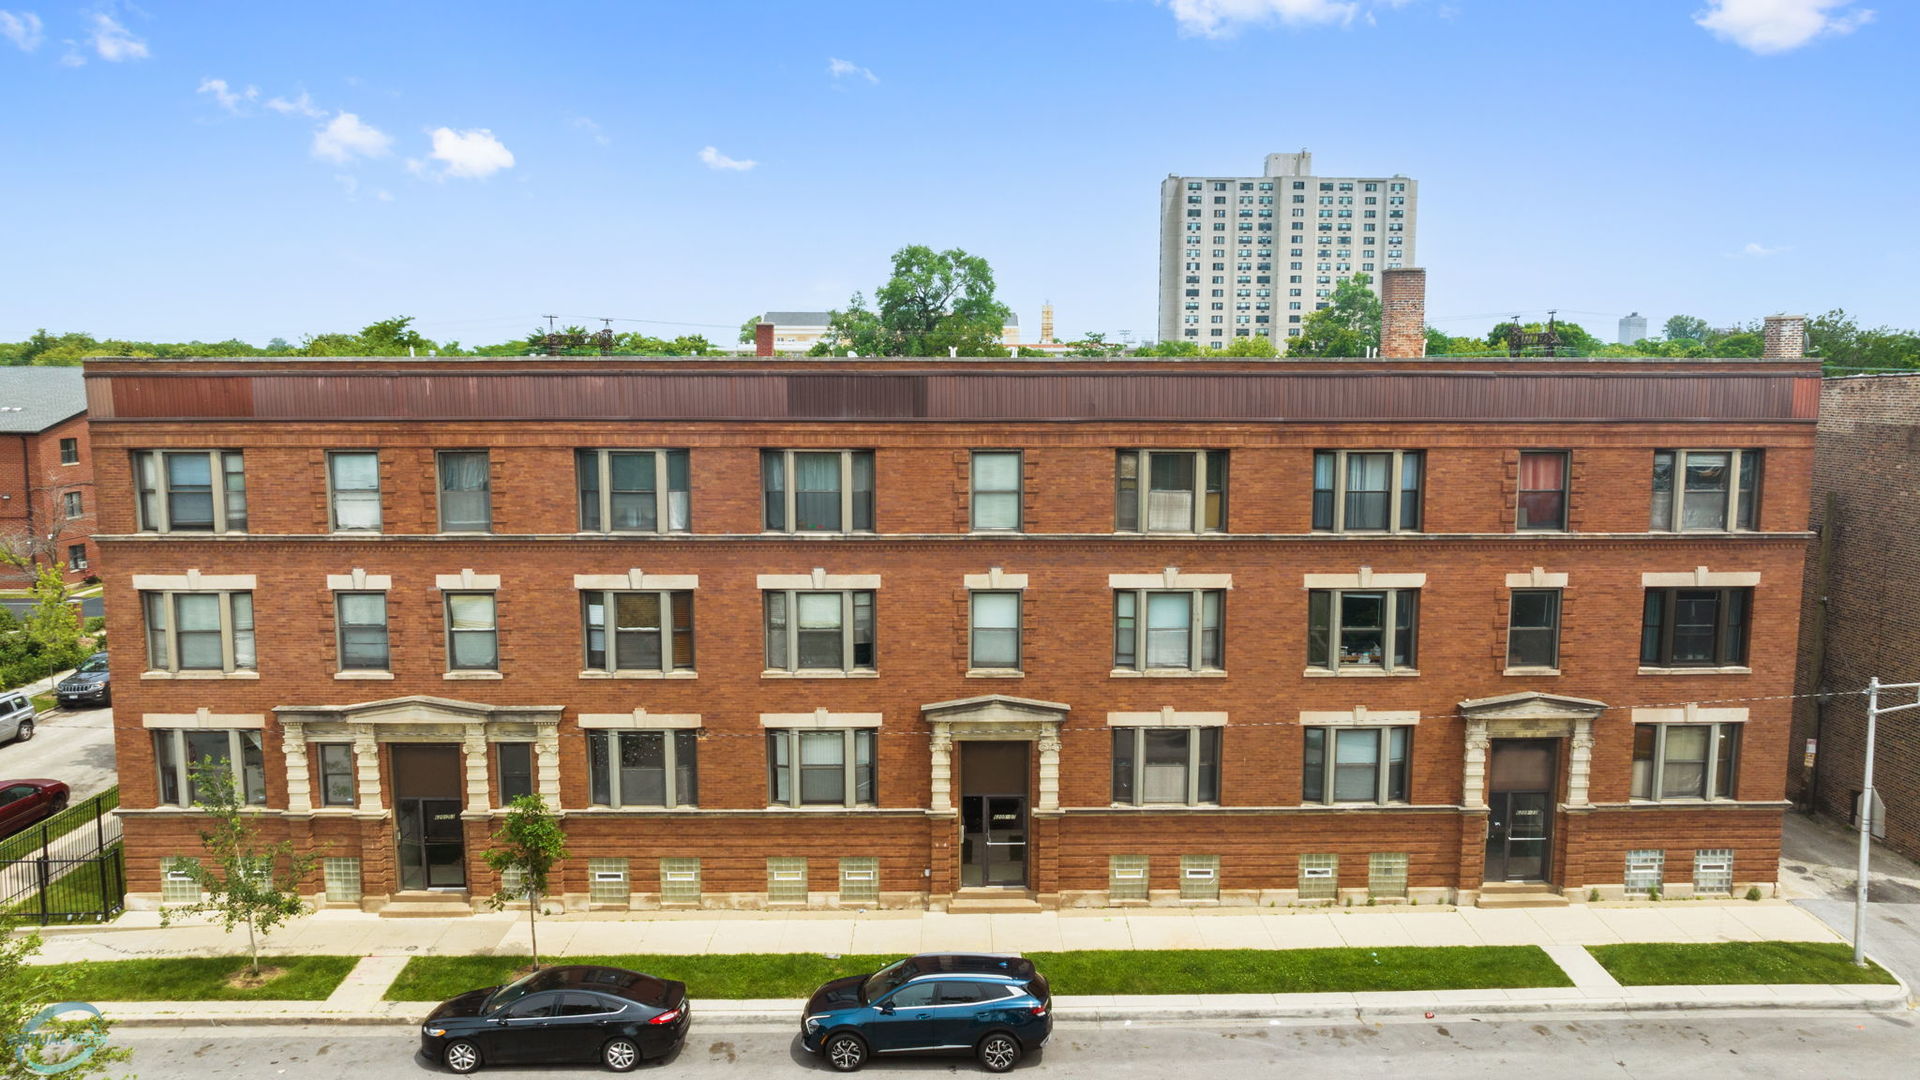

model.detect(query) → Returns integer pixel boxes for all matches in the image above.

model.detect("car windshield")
[861,959,915,1004]
[77,656,108,674]
[483,970,553,1014]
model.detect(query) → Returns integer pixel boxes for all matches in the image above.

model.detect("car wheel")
[443,1040,482,1074]
[977,1032,1022,1073]
[49,791,67,814]
[823,1031,867,1073]
[13,719,32,744]
[601,1037,641,1073]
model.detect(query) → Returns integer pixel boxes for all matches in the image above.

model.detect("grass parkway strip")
[30,955,361,1001]
[1587,942,1897,986]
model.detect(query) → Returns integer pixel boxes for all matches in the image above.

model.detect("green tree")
[1288,274,1382,357]
[1,927,129,1079]
[1664,314,1710,343]
[738,316,762,344]
[1136,339,1202,357]
[826,246,1011,357]
[21,564,85,675]
[484,794,569,968]
[1210,334,1278,357]
[1808,308,1920,372]
[162,759,321,977]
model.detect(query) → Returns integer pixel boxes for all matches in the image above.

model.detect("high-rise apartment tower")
[1619,312,1648,345]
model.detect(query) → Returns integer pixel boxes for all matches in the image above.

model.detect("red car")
[0,780,70,839]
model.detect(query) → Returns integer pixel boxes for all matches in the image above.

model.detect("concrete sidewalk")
[1779,809,1920,1002]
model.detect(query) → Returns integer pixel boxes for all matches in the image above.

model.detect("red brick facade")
[0,410,96,587]
[90,353,1816,911]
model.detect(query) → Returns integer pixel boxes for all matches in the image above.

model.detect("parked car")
[0,779,70,838]
[0,692,32,744]
[55,652,110,709]
[420,963,689,1074]
[802,953,1051,1073]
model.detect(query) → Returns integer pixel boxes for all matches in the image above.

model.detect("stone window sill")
[1504,666,1561,677]
[1637,666,1752,676]
[1108,802,1222,810]
[763,803,882,811]
[445,670,504,680]
[572,805,700,814]
[141,670,260,680]
[761,669,880,679]
[335,671,395,681]
[1109,668,1227,678]
[1302,668,1420,678]
[579,670,697,680]
[966,668,1025,679]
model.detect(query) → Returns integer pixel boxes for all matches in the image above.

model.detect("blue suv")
[801,953,1051,1073]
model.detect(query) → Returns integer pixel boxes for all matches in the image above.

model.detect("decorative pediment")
[1457,691,1606,722]
[921,694,1069,726]
[275,695,563,727]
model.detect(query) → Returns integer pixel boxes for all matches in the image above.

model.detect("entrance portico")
[921,694,1068,903]
[1458,691,1605,894]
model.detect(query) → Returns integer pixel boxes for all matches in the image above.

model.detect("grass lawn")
[31,955,360,1001]
[1588,941,1898,986]
[385,945,1570,1002]
[31,693,54,712]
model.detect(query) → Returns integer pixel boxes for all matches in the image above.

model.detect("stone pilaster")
[1462,718,1490,809]
[281,720,311,815]
[351,724,383,813]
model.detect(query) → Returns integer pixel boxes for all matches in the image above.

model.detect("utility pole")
[1855,677,1920,966]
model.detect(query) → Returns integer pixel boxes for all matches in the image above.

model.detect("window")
[762,450,873,532]
[1307,589,1418,672]
[764,590,873,672]
[66,544,87,570]
[133,450,247,532]
[436,451,491,532]
[499,742,535,802]
[61,491,81,518]
[335,593,389,671]
[589,730,697,806]
[576,449,690,533]
[444,593,497,670]
[970,452,1022,531]
[1111,727,1220,805]
[767,729,875,806]
[1517,451,1568,530]
[316,743,356,807]
[1312,450,1422,531]
[1507,590,1561,669]
[142,591,255,672]
[582,591,695,673]
[153,728,266,806]
[1115,450,1227,532]
[1302,726,1411,803]
[1651,450,1761,531]
[1113,590,1224,671]
[1631,723,1740,800]
[969,591,1021,670]
[1640,588,1750,667]
[59,438,78,465]
[327,452,381,532]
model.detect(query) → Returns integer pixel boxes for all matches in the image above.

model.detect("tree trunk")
[528,885,540,967]
[246,916,259,976]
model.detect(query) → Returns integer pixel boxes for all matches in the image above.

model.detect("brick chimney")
[1763,314,1807,359]
[754,320,774,357]
[1380,268,1427,358]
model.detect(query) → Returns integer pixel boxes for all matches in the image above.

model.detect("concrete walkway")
[1779,808,1920,1002]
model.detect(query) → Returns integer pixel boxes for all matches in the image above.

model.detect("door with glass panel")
[959,741,1029,888]
[1483,739,1557,883]
[392,744,466,891]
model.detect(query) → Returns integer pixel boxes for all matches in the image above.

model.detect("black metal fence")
[1,787,125,925]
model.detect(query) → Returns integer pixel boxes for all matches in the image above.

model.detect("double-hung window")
[436,451,492,532]
[582,591,695,674]
[62,491,81,518]
[446,593,498,671]
[1111,727,1220,805]
[143,591,256,673]
[1303,726,1411,803]
[576,449,690,533]
[335,593,389,671]
[498,743,535,802]
[1113,590,1224,671]
[59,438,78,465]
[764,591,874,672]
[1307,589,1417,673]
[767,729,875,807]
[1516,451,1568,530]
[153,728,266,806]
[589,730,698,807]
[327,452,381,532]
[1312,450,1421,531]
[1640,588,1750,667]
[970,451,1022,531]
[969,591,1021,670]
[1631,723,1740,800]
[1651,450,1761,531]
[133,450,247,532]
[315,743,356,807]
[1115,450,1227,532]
[1507,589,1561,669]
[762,450,874,532]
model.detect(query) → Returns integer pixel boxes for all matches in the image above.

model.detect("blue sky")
[0,0,1909,347]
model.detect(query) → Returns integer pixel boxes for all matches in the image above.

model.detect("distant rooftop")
[0,366,87,433]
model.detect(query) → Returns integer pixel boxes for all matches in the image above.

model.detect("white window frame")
[575,448,691,534]
[1631,722,1741,802]
[133,449,247,533]
[1651,448,1762,533]
[760,449,874,534]
[142,590,256,673]
[1112,589,1225,672]
[763,590,875,673]
[969,451,1023,532]
[445,592,499,672]
[314,742,356,807]
[1115,449,1227,534]
[582,590,696,674]
[152,728,266,806]
[334,592,390,672]
[588,729,698,808]
[766,728,876,808]
[1307,588,1418,674]
[968,590,1022,671]
[435,450,492,533]
[1302,725,1412,805]
[1110,726,1221,806]
[1312,449,1423,533]
[325,451,382,533]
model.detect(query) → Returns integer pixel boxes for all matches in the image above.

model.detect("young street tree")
[162,758,321,978]
[823,245,1011,356]
[484,793,569,968]
[1,929,129,1080]
[1287,273,1383,357]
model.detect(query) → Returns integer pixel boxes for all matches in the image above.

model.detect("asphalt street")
[105,1014,1920,1079]
[0,595,103,620]
[0,701,116,800]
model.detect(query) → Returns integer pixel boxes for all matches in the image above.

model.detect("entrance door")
[1484,739,1557,882]
[392,743,466,891]
[958,741,1029,888]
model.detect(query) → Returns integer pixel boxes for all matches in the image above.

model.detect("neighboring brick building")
[89,304,1819,914]
[0,366,96,586]
[1792,373,1920,860]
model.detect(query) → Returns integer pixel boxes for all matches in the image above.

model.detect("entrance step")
[1475,882,1570,909]
[380,890,475,918]
[946,888,1043,914]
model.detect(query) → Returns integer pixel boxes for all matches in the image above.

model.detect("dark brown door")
[392,744,465,891]
[959,742,1029,888]
[1484,739,1557,883]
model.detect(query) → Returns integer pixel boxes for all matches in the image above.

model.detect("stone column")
[1462,718,1490,809]
[462,731,491,817]
[1566,719,1595,808]
[352,725,383,813]
[535,726,562,805]
[1036,734,1062,813]
[928,726,955,814]
[282,720,311,815]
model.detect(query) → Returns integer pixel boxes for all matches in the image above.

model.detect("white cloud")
[0,10,44,51]
[698,145,756,171]
[197,77,257,114]
[570,115,610,145]
[311,111,393,163]
[1729,241,1790,257]
[1695,0,1873,54]
[88,12,146,61]
[1161,0,1413,36]
[827,57,878,83]
[265,91,325,118]
[421,126,515,179]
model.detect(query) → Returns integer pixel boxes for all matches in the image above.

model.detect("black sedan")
[420,964,689,1074]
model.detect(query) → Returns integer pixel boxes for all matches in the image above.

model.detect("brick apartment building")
[1793,373,1920,861]
[90,282,1820,913]
[0,366,96,586]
